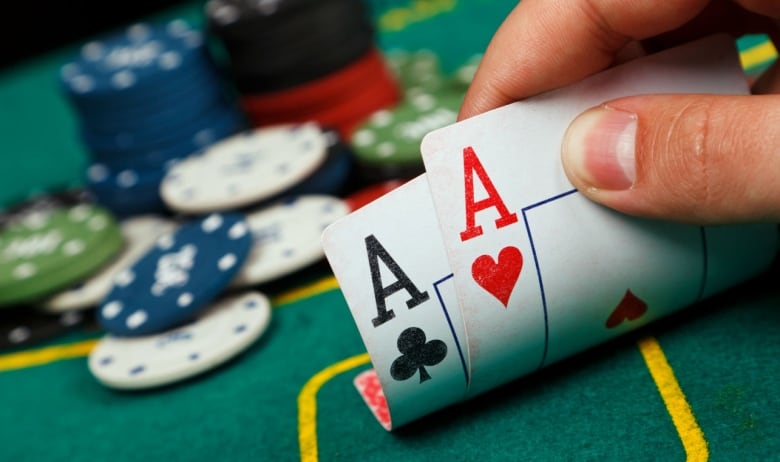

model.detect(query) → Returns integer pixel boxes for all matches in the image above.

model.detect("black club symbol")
[390,327,447,383]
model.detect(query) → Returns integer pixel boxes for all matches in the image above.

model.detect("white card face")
[530,192,705,365]
[321,175,469,430]
[421,35,778,395]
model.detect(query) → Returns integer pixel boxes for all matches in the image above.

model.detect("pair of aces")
[322,35,777,430]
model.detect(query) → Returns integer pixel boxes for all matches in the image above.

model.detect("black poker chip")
[353,161,426,186]
[0,189,93,229]
[0,307,87,351]
[206,0,374,93]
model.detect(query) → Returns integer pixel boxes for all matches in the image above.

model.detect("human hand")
[460,0,780,224]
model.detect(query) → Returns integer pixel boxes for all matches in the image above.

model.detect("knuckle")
[644,98,723,217]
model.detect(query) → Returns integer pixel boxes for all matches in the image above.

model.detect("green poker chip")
[0,204,124,306]
[450,53,483,89]
[385,49,447,95]
[351,91,463,172]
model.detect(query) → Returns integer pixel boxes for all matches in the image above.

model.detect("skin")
[459,0,780,224]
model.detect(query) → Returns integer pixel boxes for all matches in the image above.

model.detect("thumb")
[561,94,780,224]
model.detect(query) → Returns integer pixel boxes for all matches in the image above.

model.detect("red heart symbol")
[605,289,648,328]
[471,246,523,308]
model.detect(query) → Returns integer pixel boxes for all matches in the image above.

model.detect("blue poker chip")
[59,20,208,103]
[90,144,191,173]
[89,108,246,171]
[81,105,246,154]
[75,73,228,134]
[86,164,168,217]
[98,213,253,336]
[63,60,221,119]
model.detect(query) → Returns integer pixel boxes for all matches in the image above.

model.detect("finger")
[458,0,710,120]
[561,94,780,224]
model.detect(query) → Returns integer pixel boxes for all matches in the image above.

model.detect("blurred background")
[0,0,774,211]
[0,1,191,71]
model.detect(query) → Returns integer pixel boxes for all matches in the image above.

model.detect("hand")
[459,0,780,224]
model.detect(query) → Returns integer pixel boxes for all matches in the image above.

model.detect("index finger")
[458,0,710,120]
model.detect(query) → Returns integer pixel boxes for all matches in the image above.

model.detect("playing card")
[421,35,778,395]
[353,369,392,431]
[322,176,469,430]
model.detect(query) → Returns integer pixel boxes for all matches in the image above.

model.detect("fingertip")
[562,106,637,191]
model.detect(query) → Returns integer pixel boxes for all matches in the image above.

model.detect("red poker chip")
[240,47,401,138]
[343,180,407,212]
[248,79,399,139]
[246,62,400,138]
[241,48,392,113]
[305,70,400,139]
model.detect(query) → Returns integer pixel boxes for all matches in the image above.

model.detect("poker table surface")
[1,1,778,461]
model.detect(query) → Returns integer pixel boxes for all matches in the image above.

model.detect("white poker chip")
[160,123,328,214]
[88,291,272,390]
[231,195,350,287]
[41,215,177,312]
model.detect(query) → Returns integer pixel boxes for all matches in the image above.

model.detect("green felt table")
[0,1,777,461]
[0,261,778,461]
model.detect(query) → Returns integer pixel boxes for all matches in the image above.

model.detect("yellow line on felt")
[273,275,340,306]
[0,339,97,372]
[0,276,341,372]
[740,41,777,70]
[298,352,371,462]
[638,336,709,462]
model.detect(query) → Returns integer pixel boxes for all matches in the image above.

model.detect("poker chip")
[41,215,177,312]
[0,204,123,306]
[98,213,252,336]
[206,0,375,92]
[343,180,407,212]
[89,108,244,171]
[451,53,482,89]
[160,124,328,214]
[58,18,245,218]
[207,0,399,138]
[89,291,271,390]
[0,189,92,229]
[232,195,350,287]
[0,308,86,351]
[384,49,447,95]
[351,92,462,181]
[240,48,401,139]
[81,104,243,155]
[59,20,208,102]
[86,164,168,218]
[75,70,224,133]
[277,130,355,198]
[239,49,388,114]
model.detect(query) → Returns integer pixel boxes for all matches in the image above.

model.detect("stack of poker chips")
[159,122,355,214]
[205,0,400,139]
[349,50,480,182]
[58,19,246,218]
[88,212,269,389]
[89,124,358,389]
[155,121,358,294]
[0,192,124,350]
